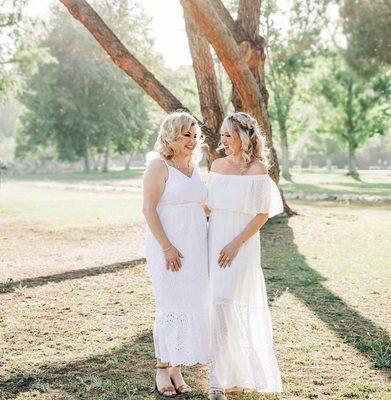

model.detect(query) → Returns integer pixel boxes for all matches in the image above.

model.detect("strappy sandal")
[208,388,227,400]
[170,368,192,395]
[174,383,192,395]
[155,364,177,398]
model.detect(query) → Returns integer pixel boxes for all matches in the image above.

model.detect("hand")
[163,244,184,272]
[218,239,242,268]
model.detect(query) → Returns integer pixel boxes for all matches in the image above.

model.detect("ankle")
[156,361,170,369]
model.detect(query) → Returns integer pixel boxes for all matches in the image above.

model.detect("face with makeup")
[220,121,242,156]
[174,123,198,157]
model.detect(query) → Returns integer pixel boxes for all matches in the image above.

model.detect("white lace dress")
[145,158,210,366]
[207,172,283,392]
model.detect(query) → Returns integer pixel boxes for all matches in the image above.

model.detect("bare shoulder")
[210,156,228,173]
[144,158,167,179]
[249,159,268,175]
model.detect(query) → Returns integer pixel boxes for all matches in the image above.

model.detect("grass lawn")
[4,168,145,183]
[279,169,391,197]
[0,179,390,399]
[4,168,391,198]
[0,183,143,228]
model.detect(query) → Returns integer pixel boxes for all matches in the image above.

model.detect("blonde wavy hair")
[155,111,202,162]
[221,112,269,171]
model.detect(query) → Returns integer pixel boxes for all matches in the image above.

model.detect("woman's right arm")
[142,159,183,271]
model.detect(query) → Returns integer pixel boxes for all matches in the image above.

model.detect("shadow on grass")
[0,330,208,399]
[280,181,391,197]
[262,217,390,371]
[1,218,390,399]
[0,258,146,294]
[0,330,156,399]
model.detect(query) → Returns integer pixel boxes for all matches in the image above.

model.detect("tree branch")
[183,8,224,158]
[180,0,265,116]
[59,0,184,113]
[59,0,217,144]
[236,0,262,41]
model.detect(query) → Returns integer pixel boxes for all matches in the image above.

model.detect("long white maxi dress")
[145,156,210,366]
[207,172,283,392]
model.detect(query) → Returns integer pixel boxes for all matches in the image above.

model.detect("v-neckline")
[166,163,195,179]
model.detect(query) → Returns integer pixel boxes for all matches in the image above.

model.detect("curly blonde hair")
[221,112,269,171]
[155,111,202,161]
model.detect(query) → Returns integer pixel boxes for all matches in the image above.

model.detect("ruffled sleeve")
[207,173,283,217]
[262,176,284,218]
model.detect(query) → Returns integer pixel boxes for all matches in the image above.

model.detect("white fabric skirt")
[208,208,282,391]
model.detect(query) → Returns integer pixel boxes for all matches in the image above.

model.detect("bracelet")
[162,244,173,252]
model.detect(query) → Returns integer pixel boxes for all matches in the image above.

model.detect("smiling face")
[175,123,198,157]
[220,121,242,156]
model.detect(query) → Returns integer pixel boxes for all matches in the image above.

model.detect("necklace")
[170,158,192,177]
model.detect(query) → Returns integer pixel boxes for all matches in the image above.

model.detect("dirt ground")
[1,182,390,399]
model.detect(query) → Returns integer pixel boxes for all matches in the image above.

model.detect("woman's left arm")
[218,212,268,268]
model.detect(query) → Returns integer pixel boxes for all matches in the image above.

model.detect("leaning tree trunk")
[59,0,217,151]
[182,0,294,215]
[183,9,224,164]
[60,0,293,214]
[235,0,294,214]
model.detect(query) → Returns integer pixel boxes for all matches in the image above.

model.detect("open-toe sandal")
[208,388,227,400]
[155,364,177,398]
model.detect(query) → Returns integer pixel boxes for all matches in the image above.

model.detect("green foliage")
[263,0,327,148]
[0,0,46,101]
[341,0,391,77]
[15,2,154,167]
[315,53,390,151]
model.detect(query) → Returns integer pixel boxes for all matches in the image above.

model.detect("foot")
[155,364,176,397]
[170,366,192,394]
[208,388,227,400]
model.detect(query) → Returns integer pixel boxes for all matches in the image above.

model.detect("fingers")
[178,251,184,258]
[218,252,235,268]
[174,258,181,270]
[166,256,182,272]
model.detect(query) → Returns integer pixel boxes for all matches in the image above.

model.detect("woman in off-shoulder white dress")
[207,112,283,399]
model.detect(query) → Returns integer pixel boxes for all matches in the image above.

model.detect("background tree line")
[0,0,390,180]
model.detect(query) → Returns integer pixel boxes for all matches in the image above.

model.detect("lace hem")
[154,308,210,366]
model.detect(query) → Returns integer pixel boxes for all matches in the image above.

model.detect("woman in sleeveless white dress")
[143,112,210,397]
[207,113,283,399]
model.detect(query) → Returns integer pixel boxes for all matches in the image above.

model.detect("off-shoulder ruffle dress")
[207,172,283,392]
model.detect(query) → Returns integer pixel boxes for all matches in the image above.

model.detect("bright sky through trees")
[25,0,343,69]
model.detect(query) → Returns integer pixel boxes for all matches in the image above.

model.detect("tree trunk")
[83,148,91,173]
[346,79,359,178]
[89,151,99,171]
[180,1,276,165]
[280,125,291,179]
[123,154,131,170]
[347,143,359,178]
[236,0,294,213]
[102,135,111,173]
[183,9,224,164]
[61,0,292,214]
[59,0,216,146]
